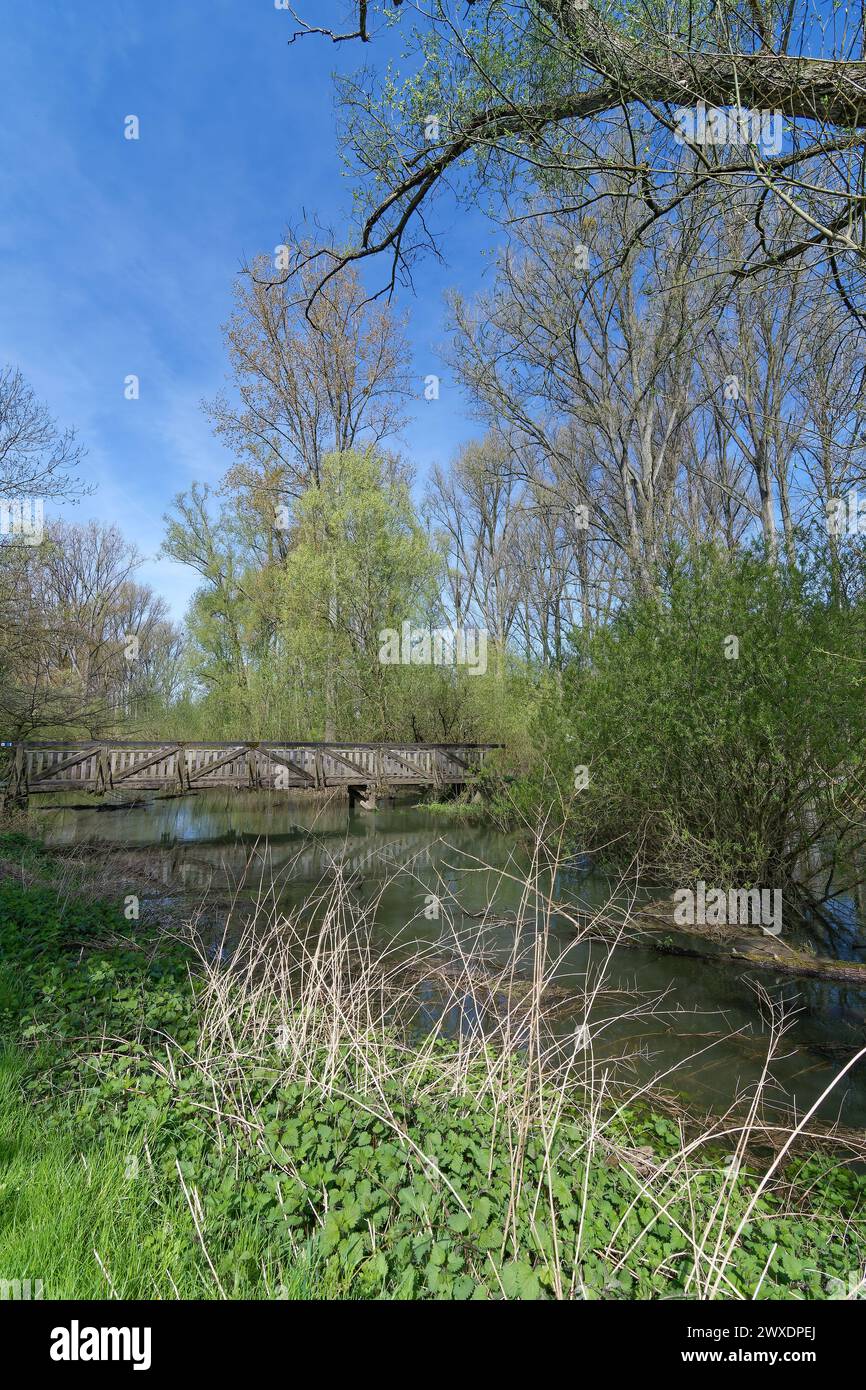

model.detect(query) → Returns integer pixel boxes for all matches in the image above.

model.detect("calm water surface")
[42,790,866,1127]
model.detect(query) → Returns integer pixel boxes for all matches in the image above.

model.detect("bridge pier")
[348,784,378,812]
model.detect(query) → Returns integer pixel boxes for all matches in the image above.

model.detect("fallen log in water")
[575,896,866,986]
[450,895,866,985]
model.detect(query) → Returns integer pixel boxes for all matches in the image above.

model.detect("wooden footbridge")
[5,741,497,810]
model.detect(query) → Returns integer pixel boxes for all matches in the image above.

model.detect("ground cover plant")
[2,834,865,1300]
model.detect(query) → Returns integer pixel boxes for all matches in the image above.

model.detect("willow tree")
[280,450,444,738]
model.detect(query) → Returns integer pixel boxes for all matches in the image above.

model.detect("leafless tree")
[206,238,412,548]
[792,286,866,601]
[0,364,87,502]
[446,185,719,592]
[427,433,525,659]
[1,522,181,739]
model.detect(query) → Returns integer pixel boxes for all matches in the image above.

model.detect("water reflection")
[41,789,866,1127]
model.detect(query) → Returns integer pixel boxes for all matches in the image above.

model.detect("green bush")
[513,547,866,895]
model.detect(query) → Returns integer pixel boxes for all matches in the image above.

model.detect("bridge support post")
[348,783,377,812]
[96,747,113,795]
[5,743,28,806]
[433,749,444,793]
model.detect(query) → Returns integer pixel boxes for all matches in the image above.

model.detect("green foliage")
[278,448,444,738]
[155,448,536,745]
[423,796,486,823]
[0,830,49,864]
[510,547,866,889]
[2,847,865,1300]
[0,1047,344,1301]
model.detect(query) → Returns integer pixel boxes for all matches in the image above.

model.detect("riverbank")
[3,830,866,1299]
[570,896,866,986]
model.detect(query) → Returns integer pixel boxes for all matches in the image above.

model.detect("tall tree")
[205,238,412,536]
[427,433,525,667]
[446,189,716,593]
[289,2,866,321]
[281,449,443,738]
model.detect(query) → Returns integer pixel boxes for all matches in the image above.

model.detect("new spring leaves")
[571,624,782,937]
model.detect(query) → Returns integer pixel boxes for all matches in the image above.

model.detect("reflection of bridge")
[110,831,454,894]
[8,741,498,810]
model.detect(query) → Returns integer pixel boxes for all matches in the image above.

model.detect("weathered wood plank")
[322,748,372,778]
[112,745,182,785]
[382,748,428,776]
[14,741,500,797]
[440,747,473,772]
[187,746,248,782]
[257,746,316,784]
[28,745,99,784]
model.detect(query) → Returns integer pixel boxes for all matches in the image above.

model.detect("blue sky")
[1,1,495,619]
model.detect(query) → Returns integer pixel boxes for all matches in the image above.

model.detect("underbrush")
[1,833,865,1300]
[492,550,866,910]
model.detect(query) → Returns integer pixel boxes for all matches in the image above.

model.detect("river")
[41,789,866,1128]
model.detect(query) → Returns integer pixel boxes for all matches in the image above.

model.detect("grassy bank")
[423,796,488,824]
[2,832,865,1300]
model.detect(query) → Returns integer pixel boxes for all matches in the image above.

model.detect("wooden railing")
[5,741,499,799]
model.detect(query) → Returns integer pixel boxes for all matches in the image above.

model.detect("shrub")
[516,547,866,900]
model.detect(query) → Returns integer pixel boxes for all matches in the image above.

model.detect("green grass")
[0,1046,189,1300]
[1,832,865,1300]
[424,797,486,823]
[0,1047,347,1300]
[0,834,345,1299]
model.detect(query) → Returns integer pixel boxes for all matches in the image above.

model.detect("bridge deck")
[7,741,497,797]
